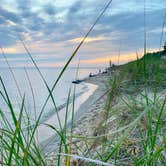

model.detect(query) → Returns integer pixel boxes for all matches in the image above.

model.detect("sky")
[0,0,166,68]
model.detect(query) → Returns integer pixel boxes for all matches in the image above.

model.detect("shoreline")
[39,83,89,124]
[38,83,98,143]
[39,72,110,154]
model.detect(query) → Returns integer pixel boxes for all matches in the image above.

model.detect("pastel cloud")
[69,36,108,43]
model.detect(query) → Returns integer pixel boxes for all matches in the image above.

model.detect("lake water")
[0,67,101,126]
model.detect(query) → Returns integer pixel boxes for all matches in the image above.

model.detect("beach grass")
[0,37,166,166]
[103,53,166,165]
[0,0,166,165]
[61,51,165,165]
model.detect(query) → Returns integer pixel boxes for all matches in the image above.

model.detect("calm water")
[0,67,101,124]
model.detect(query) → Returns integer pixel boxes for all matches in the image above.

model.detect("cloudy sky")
[0,0,166,68]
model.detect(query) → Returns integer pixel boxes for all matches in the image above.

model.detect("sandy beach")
[38,71,110,155]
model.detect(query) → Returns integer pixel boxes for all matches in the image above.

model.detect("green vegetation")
[118,52,166,90]
[92,52,166,165]
[0,0,166,165]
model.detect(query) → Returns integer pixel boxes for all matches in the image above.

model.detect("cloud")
[43,4,56,15]
[69,36,108,43]
[2,40,66,54]
[69,0,83,14]
[0,6,21,23]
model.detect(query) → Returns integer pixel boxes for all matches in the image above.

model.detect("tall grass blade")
[159,12,166,51]
[8,95,25,165]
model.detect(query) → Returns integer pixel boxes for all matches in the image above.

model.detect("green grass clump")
[115,53,166,92]
[95,52,166,165]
